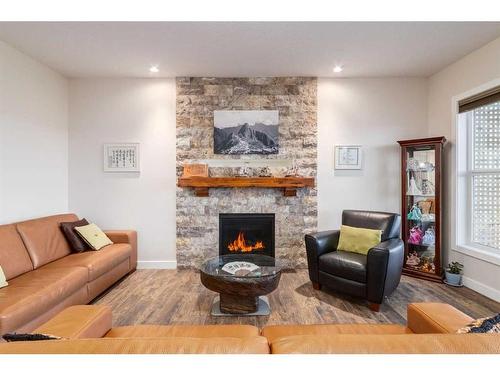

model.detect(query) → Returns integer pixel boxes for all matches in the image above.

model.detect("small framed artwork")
[103,143,140,172]
[334,145,362,170]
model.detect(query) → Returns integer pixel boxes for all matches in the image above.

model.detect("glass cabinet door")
[404,144,438,276]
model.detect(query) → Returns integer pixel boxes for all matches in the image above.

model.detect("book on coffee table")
[221,261,260,276]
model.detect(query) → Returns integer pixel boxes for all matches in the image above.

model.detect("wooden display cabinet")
[397,137,446,282]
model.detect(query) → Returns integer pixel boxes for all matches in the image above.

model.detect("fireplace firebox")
[219,213,275,258]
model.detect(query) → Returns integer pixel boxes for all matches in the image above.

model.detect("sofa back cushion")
[342,210,401,241]
[0,336,271,354]
[16,214,78,268]
[0,224,34,280]
[270,334,500,354]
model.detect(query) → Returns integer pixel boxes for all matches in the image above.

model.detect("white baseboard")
[137,260,177,269]
[462,276,500,302]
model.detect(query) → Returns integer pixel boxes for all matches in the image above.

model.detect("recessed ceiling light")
[149,65,159,73]
[333,65,343,73]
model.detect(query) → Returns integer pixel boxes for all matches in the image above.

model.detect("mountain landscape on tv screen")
[214,111,279,155]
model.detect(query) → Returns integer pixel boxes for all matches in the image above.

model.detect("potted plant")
[445,261,464,286]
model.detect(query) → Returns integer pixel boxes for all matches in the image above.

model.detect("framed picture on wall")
[334,145,362,170]
[213,110,279,155]
[103,143,140,172]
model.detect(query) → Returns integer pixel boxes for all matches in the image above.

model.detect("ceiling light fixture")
[333,65,343,73]
[149,65,159,73]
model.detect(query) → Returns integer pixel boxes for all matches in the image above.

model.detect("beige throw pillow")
[0,266,8,289]
[337,225,382,255]
[74,223,113,250]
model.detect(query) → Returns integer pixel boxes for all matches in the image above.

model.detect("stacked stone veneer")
[176,77,317,268]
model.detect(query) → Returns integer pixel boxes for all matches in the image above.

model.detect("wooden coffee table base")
[211,296,271,316]
[220,293,258,314]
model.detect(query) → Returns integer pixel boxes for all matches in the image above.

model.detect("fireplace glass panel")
[219,213,275,258]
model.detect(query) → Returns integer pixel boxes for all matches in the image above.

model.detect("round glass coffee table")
[200,254,282,316]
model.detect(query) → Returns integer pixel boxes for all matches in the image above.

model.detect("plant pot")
[445,271,462,286]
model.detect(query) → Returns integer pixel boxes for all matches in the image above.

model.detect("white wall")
[0,41,68,224]
[317,78,428,230]
[68,79,177,268]
[427,36,500,301]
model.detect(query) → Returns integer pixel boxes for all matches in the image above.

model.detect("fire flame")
[228,232,265,252]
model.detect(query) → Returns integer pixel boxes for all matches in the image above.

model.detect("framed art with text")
[103,143,140,172]
[334,145,362,170]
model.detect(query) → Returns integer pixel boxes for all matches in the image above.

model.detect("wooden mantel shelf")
[178,176,315,197]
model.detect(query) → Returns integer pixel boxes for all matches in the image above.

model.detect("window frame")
[468,110,500,251]
[454,79,500,266]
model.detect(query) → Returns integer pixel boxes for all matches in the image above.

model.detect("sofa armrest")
[407,303,474,333]
[32,305,112,339]
[366,238,404,304]
[305,230,340,284]
[105,230,137,270]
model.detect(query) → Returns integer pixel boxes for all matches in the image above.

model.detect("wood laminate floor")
[94,269,499,328]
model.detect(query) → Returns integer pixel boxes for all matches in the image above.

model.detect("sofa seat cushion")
[41,244,132,282]
[106,324,260,338]
[262,324,410,343]
[33,305,112,339]
[0,267,88,334]
[319,251,367,283]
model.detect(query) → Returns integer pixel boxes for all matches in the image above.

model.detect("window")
[457,88,500,260]
[470,102,500,250]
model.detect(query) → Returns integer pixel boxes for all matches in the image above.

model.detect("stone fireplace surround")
[176,77,317,268]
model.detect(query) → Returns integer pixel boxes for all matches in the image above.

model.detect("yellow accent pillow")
[74,223,113,250]
[337,225,382,255]
[0,266,8,289]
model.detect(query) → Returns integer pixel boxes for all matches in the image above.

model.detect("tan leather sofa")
[0,303,498,354]
[0,214,137,335]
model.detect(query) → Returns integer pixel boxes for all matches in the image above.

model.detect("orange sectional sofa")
[0,214,137,335]
[0,303,498,354]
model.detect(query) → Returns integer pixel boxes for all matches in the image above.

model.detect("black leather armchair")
[305,210,404,311]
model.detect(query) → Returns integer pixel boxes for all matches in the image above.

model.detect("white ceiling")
[1,22,500,78]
